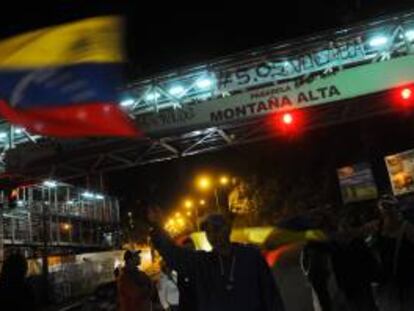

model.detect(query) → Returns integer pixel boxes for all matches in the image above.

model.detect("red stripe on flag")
[0,101,140,138]
[263,244,297,267]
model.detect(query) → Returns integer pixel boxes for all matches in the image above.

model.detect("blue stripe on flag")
[0,63,122,108]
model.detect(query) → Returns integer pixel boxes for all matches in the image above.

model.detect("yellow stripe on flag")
[0,16,124,68]
[190,227,327,251]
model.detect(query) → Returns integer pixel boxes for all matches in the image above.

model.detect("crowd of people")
[301,194,414,311]
[117,211,285,311]
[117,194,414,311]
[1,194,414,311]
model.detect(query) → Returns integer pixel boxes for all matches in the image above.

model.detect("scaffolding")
[0,180,120,259]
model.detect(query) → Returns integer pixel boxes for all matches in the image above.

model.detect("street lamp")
[183,198,200,231]
[219,175,230,186]
[43,180,58,188]
[196,176,212,191]
[195,174,231,212]
[184,199,194,209]
[165,218,175,228]
[176,217,185,227]
[62,223,71,231]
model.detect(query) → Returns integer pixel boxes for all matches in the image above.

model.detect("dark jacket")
[151,227,285,311]
[117,267,153,311]
[177,271,196,311]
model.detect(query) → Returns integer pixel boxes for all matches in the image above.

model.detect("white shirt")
[158,270,179,309]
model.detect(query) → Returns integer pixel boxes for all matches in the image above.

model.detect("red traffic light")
[394,87,414,108]
[268,109,304,136]
[401,88,413,100]
[282,113,293,125]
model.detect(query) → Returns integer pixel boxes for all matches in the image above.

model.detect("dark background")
[1,0,413,76]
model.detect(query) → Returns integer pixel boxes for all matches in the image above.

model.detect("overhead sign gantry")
[2,10,414,179]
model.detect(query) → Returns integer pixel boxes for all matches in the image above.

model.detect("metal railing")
[122,10,414,114]
[0,181,120,250]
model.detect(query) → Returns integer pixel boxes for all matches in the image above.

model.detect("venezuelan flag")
[0,16,138,137]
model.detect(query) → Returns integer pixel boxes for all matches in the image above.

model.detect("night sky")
[0,0,412,76]
[2,0,414,214]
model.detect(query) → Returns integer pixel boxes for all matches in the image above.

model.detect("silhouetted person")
[330,217,378,311]
[370,195,414,311]
[158,260,179,311]
[0,252,36,310]
[149,210,285,311]
[177,237,196,311]
[117,250,154,311]
[301,208,338,311]
[301,241,333,311]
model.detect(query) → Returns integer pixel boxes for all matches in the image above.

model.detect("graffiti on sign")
[136,55,414,134]
[217,38,365,92]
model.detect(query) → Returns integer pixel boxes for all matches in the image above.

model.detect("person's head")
[0,252,28,284]
[201,214,232,252]
[378,194,400,220]
[124,250,141,269]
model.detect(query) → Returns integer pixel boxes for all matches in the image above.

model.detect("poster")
[337,163,378,203]
[228,181,258,214]
[385,150,414,195]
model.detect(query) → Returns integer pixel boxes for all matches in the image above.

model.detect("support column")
[0,208,3,262]
[55,188,60,245]
[28,212,33,242]
[11,218,15,243]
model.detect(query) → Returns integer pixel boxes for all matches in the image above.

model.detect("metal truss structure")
[1,10,414,181]
[0,181,120,255]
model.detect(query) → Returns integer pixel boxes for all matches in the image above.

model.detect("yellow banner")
[191,227,326,251]
[0,16,124,68]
